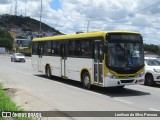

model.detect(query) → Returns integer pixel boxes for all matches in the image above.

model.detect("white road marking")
[114,98,133,105]
[150,108,160,111]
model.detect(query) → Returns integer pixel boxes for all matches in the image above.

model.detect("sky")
[0,0,160,45]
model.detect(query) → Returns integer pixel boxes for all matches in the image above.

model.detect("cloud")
[0,0,11,4]
[131,14,151,27]
[0,0,160,45]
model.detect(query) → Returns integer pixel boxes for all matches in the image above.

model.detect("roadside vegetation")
[0,29,14,51]
[144,43,160,54]
[0,83,33,120]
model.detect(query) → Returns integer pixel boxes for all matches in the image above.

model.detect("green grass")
[0,83,34,120]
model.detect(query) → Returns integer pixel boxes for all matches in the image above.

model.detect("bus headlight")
[137,71,144,77]
[154,69,160,73]
[107,71,116,79]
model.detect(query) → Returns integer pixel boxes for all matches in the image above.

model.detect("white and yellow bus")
[32,31,144,89]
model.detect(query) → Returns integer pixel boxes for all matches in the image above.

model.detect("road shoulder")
[1,80,72,120]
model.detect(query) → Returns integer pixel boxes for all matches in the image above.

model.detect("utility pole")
[10,3,12,15]
[158,44,160,58]
[20,10,22,16]
[15,0,17,16]
[5,30,6,39]
[25,3,26,17]
[87,20,89,32]
[39,0,42,37]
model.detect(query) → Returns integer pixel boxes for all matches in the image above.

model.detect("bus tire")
[46,65,52,78]
[82,72,91,89]
[145,74,155,86]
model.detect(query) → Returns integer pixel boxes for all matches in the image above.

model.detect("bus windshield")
[107,42,144,68]
[107,43,144,68]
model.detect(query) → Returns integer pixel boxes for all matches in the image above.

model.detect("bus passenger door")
[60,44,66,77]
[94,41,103,84]
[38,42,43,72]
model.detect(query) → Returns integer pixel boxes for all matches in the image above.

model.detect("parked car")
[11,53,25,62]
[144,57,160,86]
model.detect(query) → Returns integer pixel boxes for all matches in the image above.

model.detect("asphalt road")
[0,55,160,120]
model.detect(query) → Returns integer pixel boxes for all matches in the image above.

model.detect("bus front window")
[107,43,144,68]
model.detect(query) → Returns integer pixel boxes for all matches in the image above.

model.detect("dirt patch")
[4,88,18,97]
[25,101,28,104]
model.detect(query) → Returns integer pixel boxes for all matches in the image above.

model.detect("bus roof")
[32,31,140,42]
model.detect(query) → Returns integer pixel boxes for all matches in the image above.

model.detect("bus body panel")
[32,55,39,71]
[104,76,144,87]
[33,31,139,42]
[67,57,93,82]
[42,56,61,76]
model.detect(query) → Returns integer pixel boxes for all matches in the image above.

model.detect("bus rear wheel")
[82,72,91,89]
[46,66,52,78]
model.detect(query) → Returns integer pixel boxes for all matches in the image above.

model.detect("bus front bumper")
[104,76,144,87]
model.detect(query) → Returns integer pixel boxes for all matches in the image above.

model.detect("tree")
[28,41,32,49]
[0,29,14,50]
[144,43,159,54]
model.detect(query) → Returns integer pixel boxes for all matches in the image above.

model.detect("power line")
[88,21,160,30]
[115,1,160,21]
[135,1,160,14]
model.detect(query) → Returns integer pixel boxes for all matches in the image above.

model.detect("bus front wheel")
[46,65,52,78]
[82,72,91,89]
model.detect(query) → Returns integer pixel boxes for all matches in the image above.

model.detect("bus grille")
[118,75,135,79]
[120,80,134,83]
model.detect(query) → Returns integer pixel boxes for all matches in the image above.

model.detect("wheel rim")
[83,74,90,88]
[84,75,89,86]
[47,67,50,77]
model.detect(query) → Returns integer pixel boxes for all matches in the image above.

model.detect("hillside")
[0,14,62,35]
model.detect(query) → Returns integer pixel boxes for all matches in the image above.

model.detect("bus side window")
[38,43,44,55]
[32,42,38,55]
[69,40,81,56]
[81,39,92,57]
[44,41,51,55]
[69,41,75,56]
[74,40,81,56]
[52,41,59,55]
